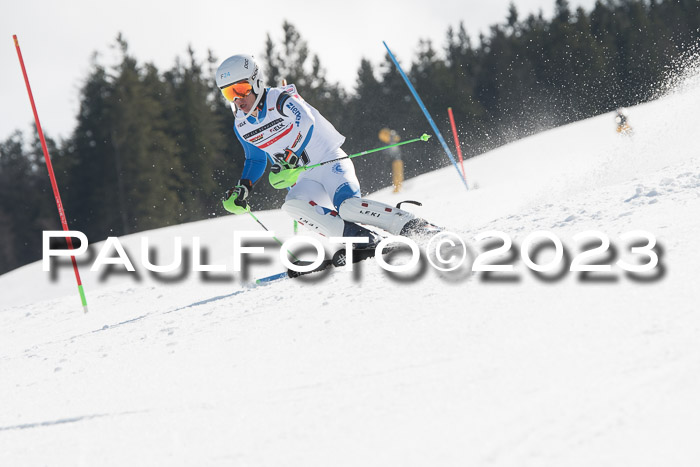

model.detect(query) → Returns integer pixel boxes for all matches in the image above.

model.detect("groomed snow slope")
[1,67,699,466]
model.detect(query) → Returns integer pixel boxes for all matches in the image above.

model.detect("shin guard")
[338,198,415,235]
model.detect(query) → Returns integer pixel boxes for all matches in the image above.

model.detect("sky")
[1,0,597,143]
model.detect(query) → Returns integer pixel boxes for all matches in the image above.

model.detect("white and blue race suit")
[232,84,361,212]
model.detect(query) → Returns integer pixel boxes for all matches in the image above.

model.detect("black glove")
[282,148,300,166]
[271,148,300,174]
[223,180,252,213]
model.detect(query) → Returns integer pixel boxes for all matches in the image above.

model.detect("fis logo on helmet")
[285,102,302,126]
[220,71,231,80]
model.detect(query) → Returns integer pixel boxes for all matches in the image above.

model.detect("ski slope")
[1,66,699,465]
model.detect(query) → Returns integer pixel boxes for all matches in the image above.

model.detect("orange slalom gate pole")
[447,107,467,183]
[13,35,88,312]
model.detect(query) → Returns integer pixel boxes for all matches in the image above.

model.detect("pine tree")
[107,34,185,233]
[63,55,124,239]
[0,130,58,273]
[261,22,346,127]
[163,47,231,221]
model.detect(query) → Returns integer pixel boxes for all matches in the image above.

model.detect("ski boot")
[332,221,383,267]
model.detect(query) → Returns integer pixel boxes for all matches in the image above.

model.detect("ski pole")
[270,133,431,189]
[307,133,431,169]
[246,210,300,262]
[264,153,299,234]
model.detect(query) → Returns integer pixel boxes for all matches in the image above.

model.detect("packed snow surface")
[1,67,699,465]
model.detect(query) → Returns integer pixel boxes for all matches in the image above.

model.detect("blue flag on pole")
[383,41,469,190]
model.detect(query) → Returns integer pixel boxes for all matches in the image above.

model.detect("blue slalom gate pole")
[383,41,469,190]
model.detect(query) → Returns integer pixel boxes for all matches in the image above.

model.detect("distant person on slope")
[216,54,439,244]
[615,108,633,135]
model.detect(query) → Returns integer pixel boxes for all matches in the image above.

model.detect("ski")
[254,259,333,284]
[331,245,384,267]
[287,259,334,278]
[254,271,288,285]
[253,206,443,286]
[254,246,385,285]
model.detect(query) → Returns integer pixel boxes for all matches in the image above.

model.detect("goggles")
[220,80,253,102]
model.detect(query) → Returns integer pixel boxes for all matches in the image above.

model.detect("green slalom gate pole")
[270,134,432,189]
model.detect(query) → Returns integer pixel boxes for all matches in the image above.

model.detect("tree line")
[1,0,698,274]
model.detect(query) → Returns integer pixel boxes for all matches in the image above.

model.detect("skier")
[216,54,439,248]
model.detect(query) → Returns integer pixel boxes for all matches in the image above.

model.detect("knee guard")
[282,199,384,246]
[338,198,415,235]
[282,199,346,237]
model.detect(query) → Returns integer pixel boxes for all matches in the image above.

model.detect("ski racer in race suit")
[216,54,434,243]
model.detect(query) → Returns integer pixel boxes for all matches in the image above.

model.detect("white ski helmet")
[216,54,265,118]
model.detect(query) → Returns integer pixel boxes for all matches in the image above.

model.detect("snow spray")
[383,41,468,189]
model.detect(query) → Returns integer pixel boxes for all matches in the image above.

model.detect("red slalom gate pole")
[447,107,467,183]
[13,35,88,313]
